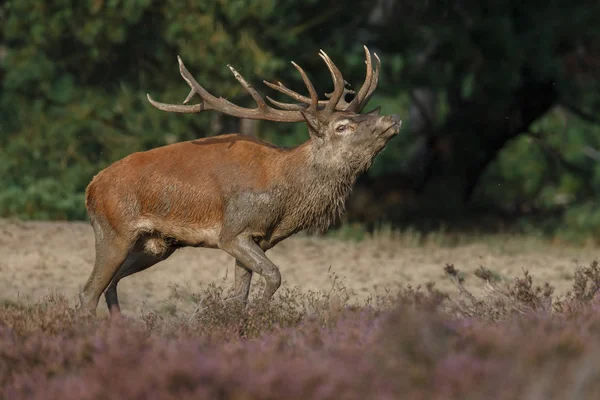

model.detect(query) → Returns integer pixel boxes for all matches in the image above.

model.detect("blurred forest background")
[1,0,599,242]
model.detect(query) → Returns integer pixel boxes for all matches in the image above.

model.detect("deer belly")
[134,218,222,249]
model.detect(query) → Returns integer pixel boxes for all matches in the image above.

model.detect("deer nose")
[381,114,402,128]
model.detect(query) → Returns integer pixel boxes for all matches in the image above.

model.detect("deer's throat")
[281,152,361,233]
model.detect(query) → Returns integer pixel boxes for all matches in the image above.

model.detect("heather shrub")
[557,260,600,312]
[1,261,600,399]
[143,270,356,340]
[0,292,96,336]
[0,295,386,399]
[443,264,555,322]
[440,259,600,320]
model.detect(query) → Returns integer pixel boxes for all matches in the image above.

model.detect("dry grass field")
[0,218,595,315]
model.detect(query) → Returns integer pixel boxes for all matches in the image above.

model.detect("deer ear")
[364,106,381,116]
[300,111,322,138]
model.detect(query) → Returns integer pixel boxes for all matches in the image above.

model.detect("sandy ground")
[0,218,597,316]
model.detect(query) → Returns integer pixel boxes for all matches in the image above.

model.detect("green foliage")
[479,107,600,239]
[0,0,368,220]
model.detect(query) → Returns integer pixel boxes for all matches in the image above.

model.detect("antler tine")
[183,88,196,105]
[177,56,237,111]
[263,60,344,112]
[147,57,213,113]
[360,52,381,109]
[318,50,345,113]
[264,83,353,111]
[147,56,242,114]
[263,80,311,105]
[262,59,320,112]
[291,61,319,112]
[324,81,356,109]
[227,64,267,109]
[347,46,374,112]
[266,95,357,111]
[147,93,207,113]
[266,96,308,111]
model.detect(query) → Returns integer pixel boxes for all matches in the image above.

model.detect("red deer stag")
[80,46,402,315]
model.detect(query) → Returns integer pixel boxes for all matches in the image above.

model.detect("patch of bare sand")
[0,219,596,316]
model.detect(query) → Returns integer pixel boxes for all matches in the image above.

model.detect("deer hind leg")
[79,231,132,316]
[105,235,176,314]
[221,237,281,302]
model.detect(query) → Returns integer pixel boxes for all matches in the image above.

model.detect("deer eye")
[336,125,347,133]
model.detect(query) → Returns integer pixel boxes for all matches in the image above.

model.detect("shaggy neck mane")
[280,140,371,233]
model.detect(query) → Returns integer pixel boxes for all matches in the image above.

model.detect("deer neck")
[278,140,364,234]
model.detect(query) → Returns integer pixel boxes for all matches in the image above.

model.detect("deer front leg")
[221,236,281,302]
[232,260,253,303]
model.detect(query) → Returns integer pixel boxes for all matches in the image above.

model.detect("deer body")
[79,47,402,315]
[86,134,360,251]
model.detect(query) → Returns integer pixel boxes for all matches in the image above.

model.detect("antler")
[260,46,380,113]
[147,56,310,122]
[346,46,381,112]
[262,79,355,112]
[146,46,380,122]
